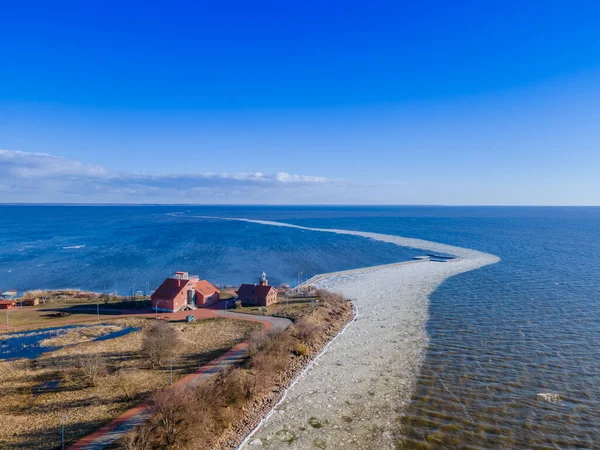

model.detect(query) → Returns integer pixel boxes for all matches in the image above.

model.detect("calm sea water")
[0,206,423,293]
[1,205,599,448]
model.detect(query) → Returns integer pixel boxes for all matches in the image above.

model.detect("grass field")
[0,298,154,333]
[219,288,237,300]
[235,295,320,320]
[0,316,261,450]
[0,307,100,331]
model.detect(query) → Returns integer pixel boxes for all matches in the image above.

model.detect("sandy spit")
[202,218,500,450]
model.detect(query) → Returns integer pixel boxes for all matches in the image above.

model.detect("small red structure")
[237,272,278,307]
[0,300,16,309]
[22,298,40,306]
[151,272,220,313]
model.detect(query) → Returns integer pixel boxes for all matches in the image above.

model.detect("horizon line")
[0,203,599,208]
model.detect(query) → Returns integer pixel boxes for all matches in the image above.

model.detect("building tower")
[259,271,268,286]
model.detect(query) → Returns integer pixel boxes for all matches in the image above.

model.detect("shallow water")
[285,208,600,449]
[0,324,139,360]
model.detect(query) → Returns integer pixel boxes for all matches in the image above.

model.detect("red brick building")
[0,300,15,309]
[151,272,220,312]
[237,272,278,307]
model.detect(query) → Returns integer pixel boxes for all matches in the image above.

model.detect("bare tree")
[114,370,136,401]
[152,388,193,447]
[121,423,154,450]
[78,353,107,386]
[142,321,180,369]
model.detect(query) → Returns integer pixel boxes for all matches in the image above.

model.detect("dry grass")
[39,324,123,347]
[236,295,320,320]
[219,289,237,300]
[0,308,100,332]
[0,289,148,334]
[22,289,119,305]
[0,317,260,450]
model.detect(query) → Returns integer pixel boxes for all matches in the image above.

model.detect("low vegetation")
[1,289,150,333]
[39,324,123,347]
[142,321,180,368]
[22,289,115,305]
[0,317,261,450]
[235,293,323,321]
[78,352,107,387]
[121,289,353,450]
[0,308,99,332]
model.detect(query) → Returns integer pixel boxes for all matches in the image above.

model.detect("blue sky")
[1,1,599,205]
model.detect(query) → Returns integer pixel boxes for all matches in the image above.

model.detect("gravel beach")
[230,219,500,449]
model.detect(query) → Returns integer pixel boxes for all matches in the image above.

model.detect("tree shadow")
[174,345,238,374]
[3,415,115,450]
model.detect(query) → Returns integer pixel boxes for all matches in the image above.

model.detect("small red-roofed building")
[151,272,220,312]
[236,271,279,307]
[22,298,40,306]
[0,300,16,309]
[194,280,221,306]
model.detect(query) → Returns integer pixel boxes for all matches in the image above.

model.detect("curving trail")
[203,218,500,450]
[67,307,290,450]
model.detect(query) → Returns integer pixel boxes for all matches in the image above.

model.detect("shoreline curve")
[200,217,500,449]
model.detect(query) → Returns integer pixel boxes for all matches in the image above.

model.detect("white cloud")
[0,149,332,202]
[0,150,109,179]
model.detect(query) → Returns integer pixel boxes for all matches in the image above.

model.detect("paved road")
[214,309,291,331]
[68,311,291,450]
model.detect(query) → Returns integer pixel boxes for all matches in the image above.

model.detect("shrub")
[248,330,292,360]
[294,342,309,356]
[234,300,242,309]
[114,371,137,401]
[151,388,195,448]
[315,289,346,305]
[142,321,180,369]
[22,289,43,300]
[193,383,237,432]
[127,387,196,449]
[248,352,278,384]
[246,330,293,384]
[121,424,153,450]
[293,317,323,345]
[214,367,253,406]
[78,352,107,386]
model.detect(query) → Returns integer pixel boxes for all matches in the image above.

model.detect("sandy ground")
[217,219,500,450]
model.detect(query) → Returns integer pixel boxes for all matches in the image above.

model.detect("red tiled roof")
[195,280,219,296]
[151,278,193,300]
[236,284,276,300]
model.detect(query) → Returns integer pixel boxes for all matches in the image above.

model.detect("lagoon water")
[1,205,599,448]
[0,324,139,360]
